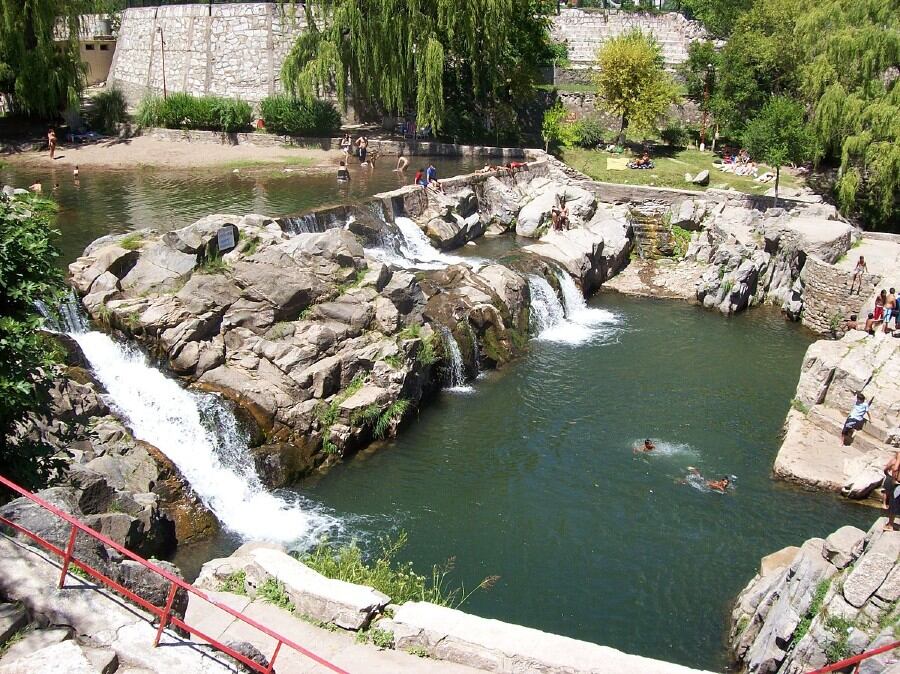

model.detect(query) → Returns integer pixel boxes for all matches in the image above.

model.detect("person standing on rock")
[850,255,868,294]
[882,451,900,531]
[883,288,896,333]
[841,392,872,444]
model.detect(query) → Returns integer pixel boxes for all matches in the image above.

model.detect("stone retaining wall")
[557,91,703,129]
[109,4,303,105]
[800,255,882,334]
[550,8,706,69]
[141,126,539,158]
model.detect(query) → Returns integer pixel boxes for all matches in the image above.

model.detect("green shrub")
[660,121,690,147]
[135,93,252,132]
[88,88,128,134]
[259,95,341,136]
[571,117,606,148]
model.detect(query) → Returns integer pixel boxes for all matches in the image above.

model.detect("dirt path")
[5,135,342,170]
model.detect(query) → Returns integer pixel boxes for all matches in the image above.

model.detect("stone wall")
[550,8,706,69]
[108,4,304,105]
[800,255,882,335]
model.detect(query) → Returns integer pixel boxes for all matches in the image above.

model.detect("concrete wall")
[81,40,116,85]
[800,255,882,335]
[108,4,304,105]
[550,8,706,69]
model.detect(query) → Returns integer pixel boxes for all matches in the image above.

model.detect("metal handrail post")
[58,524,78,588]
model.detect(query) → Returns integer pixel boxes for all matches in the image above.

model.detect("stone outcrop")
[68,163,632,473]
[730,519,900,674]
[774,331,899,499]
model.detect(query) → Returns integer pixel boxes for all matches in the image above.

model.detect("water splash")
[528,275,594,345]
[69,329,338,545]
[367,216,481,270]
[439,326,474,394]
[556,271,621,328]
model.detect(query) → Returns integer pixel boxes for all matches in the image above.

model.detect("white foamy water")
[72,331,338,544]
[367,216,482,271]
[632,439,697,457]
[528,275,595,345]
[557,272,621,328]
[439,327,474,394]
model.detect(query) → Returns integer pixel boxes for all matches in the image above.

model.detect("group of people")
[627,152,654,170]
[633,439,731,493]
[340,133,374,166]
[844,258,898,336]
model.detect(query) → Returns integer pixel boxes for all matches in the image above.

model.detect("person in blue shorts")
[841,392,871,443]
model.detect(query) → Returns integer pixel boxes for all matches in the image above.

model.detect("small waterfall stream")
[38,298,339,545]
[439,327,474,393]
[528,273,620,345]
[366,216,479,270]
[556,271,621,327]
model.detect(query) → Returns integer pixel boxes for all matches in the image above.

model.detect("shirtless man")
[634,439,655,453]
[883,451,900,531]
[684,468,731,492]
[850,255,867,294]
[395,153,409,172]
[47,128,57,160]
[883,288,896,333]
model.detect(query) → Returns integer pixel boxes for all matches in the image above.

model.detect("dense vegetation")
[258,95,341,136]
[135,93,254,133]
[281,0,558,144]
[0,193,66,490]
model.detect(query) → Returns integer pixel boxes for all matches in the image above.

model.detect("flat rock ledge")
[730,519,900,674]
[380,602,715,674]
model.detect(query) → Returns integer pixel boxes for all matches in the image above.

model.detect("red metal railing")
[806,639,900,674]
[0,474,349,674]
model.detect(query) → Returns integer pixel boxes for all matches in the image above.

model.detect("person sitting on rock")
[414,168,427,187]
[841,392,872,444]
[850,255,868,294]
[551,197,569,231]
[634,438,655,453]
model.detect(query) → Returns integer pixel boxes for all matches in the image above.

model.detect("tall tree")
[593,29,680,145]
[741,96,813,206]
[281,0,555,139]
[678,0,749,38]
[795,0,899,229]
[0,0,89,118]
[0,193,66,490]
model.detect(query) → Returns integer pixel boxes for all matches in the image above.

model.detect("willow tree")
[796,0,900,229]
[281,0,555,139]
[0,0,90,118]
[593,30,680,145]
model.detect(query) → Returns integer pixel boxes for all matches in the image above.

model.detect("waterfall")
[528,274,619,345]
[366,216,479,270]
[64,325,337,545]
[439,327,474,394]
[556,271,620,327]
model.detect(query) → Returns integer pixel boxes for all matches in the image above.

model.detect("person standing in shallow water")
[47,128,57,160]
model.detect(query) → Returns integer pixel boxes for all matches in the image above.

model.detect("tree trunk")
[617,113,628,147]
[774,165,780,209]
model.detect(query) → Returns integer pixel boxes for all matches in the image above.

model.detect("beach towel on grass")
[606,157,629,171]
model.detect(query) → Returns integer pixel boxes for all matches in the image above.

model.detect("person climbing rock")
[841,392,871,444]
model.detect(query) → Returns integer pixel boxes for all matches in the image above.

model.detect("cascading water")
[556,271,621,328]
[439,327,474,394]
[528,274,620,345]
[367,216,479,270]
[55,313,338,545]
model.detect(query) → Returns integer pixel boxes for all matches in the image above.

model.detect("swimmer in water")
[684,467,731,493]
[634,438,655,453]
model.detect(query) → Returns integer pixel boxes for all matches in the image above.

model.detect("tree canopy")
[593,29,680,143]
[1,193,66,489]
[281,0,556,141]
[742,96,813,205]
[0,0,91,118]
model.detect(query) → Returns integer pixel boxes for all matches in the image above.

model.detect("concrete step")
[0,604,27,649]
[0,627,73,665]
[0,640,118,674]
[808,405,892,451]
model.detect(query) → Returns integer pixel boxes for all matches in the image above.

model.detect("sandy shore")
[5,135,340,170]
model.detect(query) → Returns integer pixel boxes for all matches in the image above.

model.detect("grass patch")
[243,236,260,256]
[316,373,367,454]
[560,147,801,195]
[0,626,26,657]
[374,399,410,439]
[198,253,229,274]
[824,615,855,663]
[356,627,395,648]
[257,578,294,611]
[297,531,498,608]
[406,646,430,658]
[384,354,404,370]
[268,321,295,340]
[396,324,423,341]
[218,570,247,595]
[670,224,692,259]
[417,336,437,367]
[795,578,831,643]
[337,268,366,295]
[119,232,145,250]
[791,398,810,415]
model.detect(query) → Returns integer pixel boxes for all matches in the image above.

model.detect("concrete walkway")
[0,534,481,674]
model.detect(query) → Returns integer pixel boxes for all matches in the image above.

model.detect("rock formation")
[730,519,899,674]
[774,331,900,499]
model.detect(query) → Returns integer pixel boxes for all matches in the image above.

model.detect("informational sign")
[217,226,236,252]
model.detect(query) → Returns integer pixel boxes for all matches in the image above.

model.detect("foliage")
[823,615,855,663]
[677,41,719,113]
[258,95,340,136]
[790,398,810,415]
[678,0,748,38]
[795,577,831,642]
[356,627,395,648]
[298,531,498,608]
[373,399,409,440]
[541,101,569,152]
[281,0,556,136]
[660,121,690,147]
[135,93,252,133]
[796,0,900,229]
[218,570,247,595]
[315,373,366,454]
[406,646,430,658]
[87,88,128,134]
[0,193,67,490]
[257,578,294,611]
[742,96,814,204]
[670,225,692,258]
[568,117,607,149]
[593,29,680,142]
[118,232,144,250]
[417,336,437,367]
[197,253,228,275]
[0,0,89,117]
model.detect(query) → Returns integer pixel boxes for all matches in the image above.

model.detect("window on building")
[85,44,95,50]
[100,44,110,51]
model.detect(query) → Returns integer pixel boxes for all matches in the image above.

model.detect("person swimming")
[683,467,731,493]
[634,439,655,453]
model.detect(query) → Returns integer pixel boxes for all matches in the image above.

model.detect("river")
[4,161,875,671]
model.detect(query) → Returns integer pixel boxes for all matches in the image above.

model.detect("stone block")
[0,627,73,664]
[823,526,866,569]
[843,530,900,607]
[0,604,27,647]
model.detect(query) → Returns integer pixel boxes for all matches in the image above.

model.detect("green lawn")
[560,147,801,195]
